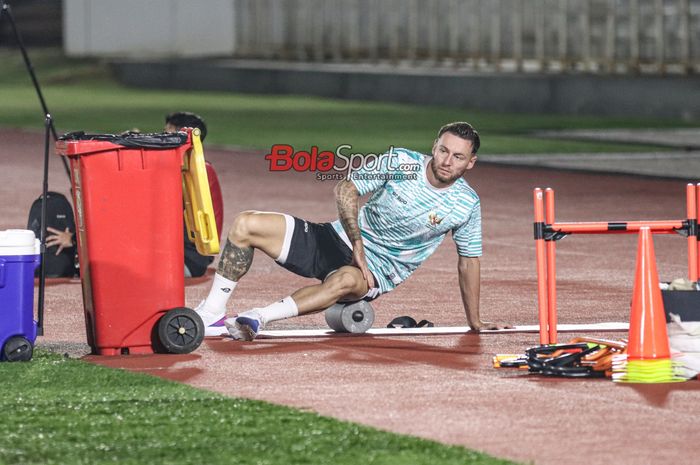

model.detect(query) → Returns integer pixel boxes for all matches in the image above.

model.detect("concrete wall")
[63,0,235,57]
[111,60,700,121]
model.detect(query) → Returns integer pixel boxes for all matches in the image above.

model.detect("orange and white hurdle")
[533,183,699,345]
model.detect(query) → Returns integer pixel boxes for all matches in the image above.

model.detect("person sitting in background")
[164,112,224,277]
[27,191,78,278]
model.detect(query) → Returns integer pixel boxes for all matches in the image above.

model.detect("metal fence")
[233,0,700,74]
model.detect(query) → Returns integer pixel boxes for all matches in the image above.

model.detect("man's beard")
[431,162,462,184]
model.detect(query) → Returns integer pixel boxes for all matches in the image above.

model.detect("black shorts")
[277,216,353,280]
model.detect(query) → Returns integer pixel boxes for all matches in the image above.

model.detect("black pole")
[36,114,51,336]
[0,0,71,180]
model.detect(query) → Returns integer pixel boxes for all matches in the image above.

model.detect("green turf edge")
[0,350,521,465]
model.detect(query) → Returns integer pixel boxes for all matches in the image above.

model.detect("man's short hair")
[165,111,208,142]
[437,122,480,154]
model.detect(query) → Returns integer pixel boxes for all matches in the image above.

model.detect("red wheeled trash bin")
[57,131,207,355]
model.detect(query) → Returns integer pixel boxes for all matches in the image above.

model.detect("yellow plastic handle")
[182,128,220,255]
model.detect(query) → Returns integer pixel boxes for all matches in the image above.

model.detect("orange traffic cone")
[613,227,685,383]
[628,227,670,360]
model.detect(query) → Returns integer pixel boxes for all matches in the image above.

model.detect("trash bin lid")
[0,229,39,256]
[57,131,189,157]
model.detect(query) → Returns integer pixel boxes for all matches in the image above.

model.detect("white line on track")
[256,322,629,339]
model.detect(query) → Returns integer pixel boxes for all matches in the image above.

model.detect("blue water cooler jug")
[0,229,40,361]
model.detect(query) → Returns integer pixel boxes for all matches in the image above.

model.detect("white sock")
[239,296,299,325]
[199,274,237,317]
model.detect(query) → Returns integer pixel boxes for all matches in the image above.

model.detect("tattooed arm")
[334,180,362,242]
[217,240,253,281]
[334,180,375,288]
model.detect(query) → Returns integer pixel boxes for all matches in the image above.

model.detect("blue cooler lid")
[0,229,40,256]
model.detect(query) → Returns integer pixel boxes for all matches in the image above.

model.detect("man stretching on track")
[196,121,509,339]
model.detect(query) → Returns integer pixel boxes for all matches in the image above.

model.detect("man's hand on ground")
[469,321,514,331]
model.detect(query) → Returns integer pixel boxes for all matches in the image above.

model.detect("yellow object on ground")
[492,354,528,369]
[612,357,687,383]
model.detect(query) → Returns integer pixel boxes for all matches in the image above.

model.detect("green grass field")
[0,351,518,465]
[1,48,696,155]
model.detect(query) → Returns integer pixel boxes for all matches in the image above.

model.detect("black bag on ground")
[387,316,434,328]
[27,191,77,278]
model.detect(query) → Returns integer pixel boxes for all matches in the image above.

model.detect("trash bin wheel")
[157,307,204,354]
[2,336,33,362]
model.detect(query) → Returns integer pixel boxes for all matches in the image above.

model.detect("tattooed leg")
[216,211,287,282]
[196,212,287,321]
[217,240,253,281]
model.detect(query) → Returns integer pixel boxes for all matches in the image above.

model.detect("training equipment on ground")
[612,228,686,383]
[533,184,700,345]
[324,301,375,333]
[58,129,212,355]
[495,337,628,378]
